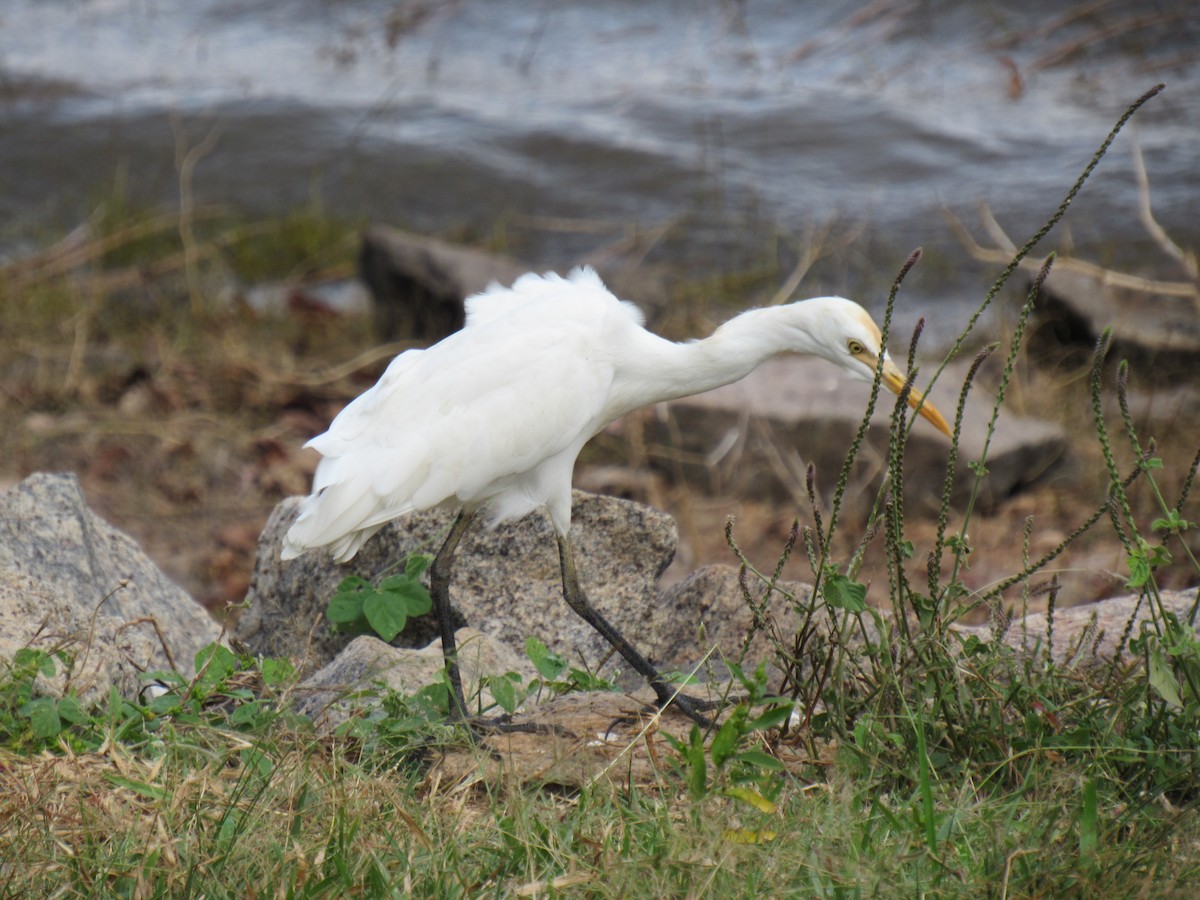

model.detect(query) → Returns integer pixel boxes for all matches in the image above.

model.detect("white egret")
[282,267,950,724]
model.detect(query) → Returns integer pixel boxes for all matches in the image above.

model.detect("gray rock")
[360,226,528,341]
[359,226,674,342]
[658,354,1068,517]
[237,490,678,676]
[295,627,537,729]
[961,588,1200,667]
[650,567,1200,681]
[0,473,221,678]
[1034,266,1200,372]
[0,567,159,704]
[648,563,811,680]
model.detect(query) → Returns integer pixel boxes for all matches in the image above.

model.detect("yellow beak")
[874,356,953,438]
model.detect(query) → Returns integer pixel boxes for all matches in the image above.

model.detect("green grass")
[2,643,1197,897]
[4,83,1200,897]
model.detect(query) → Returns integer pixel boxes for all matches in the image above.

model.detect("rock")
[959,588,1200,667]
[649,567,1199,680]
[359,226,527,340]
[648,564,812,679]
[1033,266,1200,373]
[657,354,1068,517]
[0,473,221,681]
[359,226,674,342]
[296,628,536,729]
[0,568,159,704]
[237,490,678,677]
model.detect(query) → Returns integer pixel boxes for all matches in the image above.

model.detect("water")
[1,0,1196,343]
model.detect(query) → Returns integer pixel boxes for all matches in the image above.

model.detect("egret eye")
[847,339,866,356]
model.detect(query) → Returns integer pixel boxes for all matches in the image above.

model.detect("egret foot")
[650,689,717,728]
[464,714,575,740]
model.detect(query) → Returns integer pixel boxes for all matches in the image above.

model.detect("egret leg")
[556,533,713,727]
[431,509,476,720]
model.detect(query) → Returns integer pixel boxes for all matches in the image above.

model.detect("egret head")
[795,297,953,438]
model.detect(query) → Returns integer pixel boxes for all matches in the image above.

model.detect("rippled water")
[1,0,1196,341]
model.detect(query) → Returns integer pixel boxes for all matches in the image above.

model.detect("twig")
[1030,10,1185,73]
[944,205,1198,300]
[171,113,226,313]
[1131,138,1199,282]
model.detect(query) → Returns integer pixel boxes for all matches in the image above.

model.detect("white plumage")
[282,267,949,723]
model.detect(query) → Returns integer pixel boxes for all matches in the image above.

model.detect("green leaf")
[12,647,41,669]
[1148,642,1184,709]
[381,577,433,617]
[405,554,433,579]
[105,774,166,800]
[363,592,410,642]
[710,714,744,769]
[824,573,867,613]
[747,703,794,733]
[195,644,237,683]
[686,726,708,799]
[1152,509,1192,534]
[525,637,567,680]
[488,674,519,714]
[735,749,786,771]
[1126,549,1151,589]
[229,700,266,727]
[260,657,295,686]
[565,668,614,692]
[1080,778,1098,856]
[326,586,367,625]
[21,697,62,739]
[56,695,88,726]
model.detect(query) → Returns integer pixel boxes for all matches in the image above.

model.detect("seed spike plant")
[939,254,1055,613]
[926,343,995,601]
[726,83,1200,803]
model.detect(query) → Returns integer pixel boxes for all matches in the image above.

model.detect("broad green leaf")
[489,675,518,714]
[1126,550,1151,589]
[14,648,56,678]
[195,644,237,682]
[260,657,295,686]
[525,637,567,680]
[381,577,433,617]
[405,554,433,579]
[747,703,794,732]
[363,592,410,642]
[825,573,867,613]
[22,697,62,739]
[56,695,88,726]
[229,700,266,727]
[1148,642,1183,709]
[326,589,366,624]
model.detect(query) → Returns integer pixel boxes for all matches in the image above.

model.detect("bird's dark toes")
[465,714,576,739]
[652,691,718,727]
